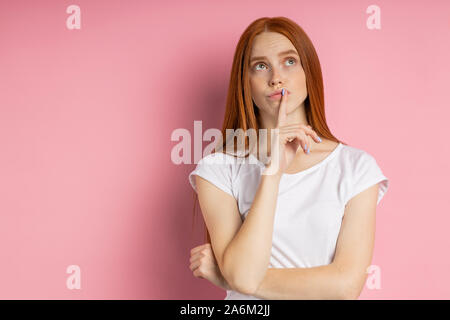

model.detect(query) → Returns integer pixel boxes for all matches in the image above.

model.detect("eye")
[286,57,297,66]
[253,57,298,71]
[254,63,267,71]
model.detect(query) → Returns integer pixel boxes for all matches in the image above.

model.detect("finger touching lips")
[277,88,288,127]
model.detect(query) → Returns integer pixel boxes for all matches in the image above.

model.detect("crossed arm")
[229,183,379,300]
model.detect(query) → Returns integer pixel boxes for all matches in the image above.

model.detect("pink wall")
[0,0,449,299]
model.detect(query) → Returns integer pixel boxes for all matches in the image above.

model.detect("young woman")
[188,17,389,300]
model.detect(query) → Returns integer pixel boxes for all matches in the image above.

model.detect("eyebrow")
[249,49,299,63]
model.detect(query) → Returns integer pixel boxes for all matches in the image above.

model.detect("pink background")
[1,0,449,299]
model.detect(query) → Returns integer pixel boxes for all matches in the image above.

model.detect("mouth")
[267,89,290,100]
[268,89,289,100]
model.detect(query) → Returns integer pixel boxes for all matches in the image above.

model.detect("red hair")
[192,16,347,243]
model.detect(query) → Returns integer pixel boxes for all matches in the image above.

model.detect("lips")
[268,89,289,97]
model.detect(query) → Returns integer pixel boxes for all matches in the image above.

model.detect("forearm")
[252,263,349,300]
[223,173,281,294]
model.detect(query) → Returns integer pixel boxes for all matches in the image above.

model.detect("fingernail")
[281,88,285,96]
[304,144,307,151]
[307,147,310,154]
[318,137,322,142]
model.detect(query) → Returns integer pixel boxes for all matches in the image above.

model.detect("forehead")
[250,32,297,56]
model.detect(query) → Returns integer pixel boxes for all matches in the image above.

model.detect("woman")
[188,16,389,300]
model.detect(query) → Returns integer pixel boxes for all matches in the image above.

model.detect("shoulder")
[189,151,262,198]
[189,152,239,197]
[336,142,378,166]
[191,151,259,181]
[331,142,386,183]
[197,151,263,168]
[197,151,237,165]
[337,143,389,206]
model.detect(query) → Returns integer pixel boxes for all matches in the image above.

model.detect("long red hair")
[192,16,347,244]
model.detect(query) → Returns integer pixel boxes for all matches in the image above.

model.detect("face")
[248,31,307,119]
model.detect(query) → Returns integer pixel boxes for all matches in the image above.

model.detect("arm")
[195,171,281,296]
[222,171,282,295]
[252,183,379,299]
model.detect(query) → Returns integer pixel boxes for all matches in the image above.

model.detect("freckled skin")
[248,31,337,169]
[249,31,308,127]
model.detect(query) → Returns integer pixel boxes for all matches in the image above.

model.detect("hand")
[263,88,322,176]
[189,243,232,291]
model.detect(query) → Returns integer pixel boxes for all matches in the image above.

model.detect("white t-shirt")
[188,142,389,300]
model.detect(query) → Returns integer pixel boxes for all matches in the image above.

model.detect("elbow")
[224,269,259,296]
[340,286,360,300]
[333,263,367,300]
[222,255,259,296]
[229,279,258,296]
[338,271,364,300]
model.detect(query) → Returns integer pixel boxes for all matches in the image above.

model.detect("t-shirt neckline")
[250,142,343,178]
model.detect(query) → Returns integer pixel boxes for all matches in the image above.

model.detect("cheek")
[249,78,265,99]
[290,70,307,92]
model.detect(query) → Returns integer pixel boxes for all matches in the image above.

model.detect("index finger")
[276,88,288,128]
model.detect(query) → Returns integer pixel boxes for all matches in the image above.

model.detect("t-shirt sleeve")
[188,153,235,198]
[346,152,389,206]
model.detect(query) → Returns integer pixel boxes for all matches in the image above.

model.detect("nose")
[269,68,283,87]
[270,79,282,86]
